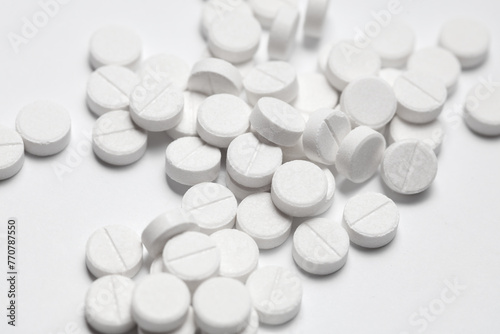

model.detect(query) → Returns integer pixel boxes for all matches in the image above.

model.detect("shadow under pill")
[302,36,320,50]
[166,174,191,196]
[336,177,370,196]
[147,131,171,152]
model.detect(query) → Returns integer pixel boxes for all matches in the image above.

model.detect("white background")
[1,0,500,333]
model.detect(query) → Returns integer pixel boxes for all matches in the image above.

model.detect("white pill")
[293,73,339,114]
[89,26,142,69]
[388,116,444,154]
[318,42,334,73]
[268,7,300,61]
[316,167,336,215]
[370,21,415,68]
[281,137,307,163]
[92,110,147,166]
[197,94,251,148]
[439,18,490,69]
[303,0,330,38]
[407,47,461,94]
[381,140,438,195]
[194,277,252,334]
[165,137,221,186]
[139,307,197,334]
[303,108,351,165]
[379,67,402,87]
[271,160,327,217]
[393,71,447,124]
[249,0,298,28]
[16,101,71,156]
[142,208,200,257]
[225,173,271,201]
[137,54,190,91]
[188,58,243,96]
[246,266,302,325]
[341,77,397,129]
[132,273,191,332]
[182,182,238,234]
[343,192,399,248]
[464,83,500,136]
[166,91,207,140]
[335,126,386,184]
[87,65,140,116]
[85,275,135,334]
[86,225,143,278]
[0,126,24,180]
[293,218,349,275]
[243,61,298,105]
[238,308,259,334]
[150,256,165,274]
[201,0,254,39]
[325,41,381,91]
[162,231,220,292]
[226,132,283,188]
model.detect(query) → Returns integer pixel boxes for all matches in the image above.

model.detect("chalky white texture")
[188,58,243,96]
[200,0,254,39]
[388,116,445,154]
[317,42,334,73]
[249,0,298,28]
[0,126,24,180]
[293,73,339,114]
[464,82,500,136]
[137,54,190,91]
[370,21,415,68]
[281,136,307,163]
[89,26,142,69]
[150,256,165,274]
[166,91,207,140]
[316,167,336,215]
[303,0,330,38]
[237,308,259,334]
[139,307,197,334]
[225,173,272,201]
[379,68,402,87]
[268,6,300,60]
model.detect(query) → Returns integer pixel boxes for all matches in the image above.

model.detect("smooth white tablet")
[243,61,298,105]
[188,58,243,96]
[268,7,299,60]
[87,65,140,116]
[0,126,24,180]
[165,137,221,186]
[316,167,336,215]
[182,182,238,234]
[150,256,165,274]
[249,0,297,28]
[271,160,328,217]
[225,173,271,201]
[85,275,135,334]
[92,110,147,166]
[193,277,252,334]
[226,132,283,188]
[166,91,207,140]
[137,54,190,91]
[162,231,220,292]
[464,83,500,136]
[239,308,259,334]
[303,0,330,38]
[139,307,197,334]
[388,116,444,154]
[201,0,254,39]
[439,18,490,69]
[16,101,71,156]
[335,126,386,184]
[293,73,339,114]
[86,225,143,278]
[246,266,302,325]
[379,68,402,87]
[381,140,438,195]
[343,192,399,248]
[89,26,142,69]
[293,218,349,275]
[132,273,191,332]
[371,21,415,68]
[318,43,334,73]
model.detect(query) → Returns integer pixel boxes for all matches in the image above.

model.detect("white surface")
[1,1,500,333]
[268,7,300,60]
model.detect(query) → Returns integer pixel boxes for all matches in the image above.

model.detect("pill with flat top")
[188,58,243,96]
[268,6,300,61]
[0,125,24,180]
[89,26,142,69]
[464,82,500,136]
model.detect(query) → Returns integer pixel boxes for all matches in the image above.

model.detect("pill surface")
[201,0,254,39]
[89,26,142,69]
[0,126,24,180]
[281,137,307,163]
[150,256,165,274]
[316,167,336,215]
[303,0,330,38]
[137,53,190,91]
[293,73,339,114]
[317,42,334,73]
[139,307,197,334]
[370,20,415,68]
[188,58,243,96]
[225,173,272,201]
[268,6,300,60]
[379,67,402,87]
[249,0,298,28]
[238,308,259,334]
[464,83,500,136]
[166,91,207,140]
[388,116,444,154]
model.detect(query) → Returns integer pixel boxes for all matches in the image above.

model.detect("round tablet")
[317,42,334,73]
[86,225,143,278]
[85,275,135,334]
[244,61,298,105]
[225,173,271,201]
[246,266,302,325]
[407,47,461,94]
[271,160,328,217]
[163,231,220,292]
[393,71,447,124]
[182,182,238,234]
[335,126,386,184]
[281,137,307,163]
[371,20,415,68]
[249,0,298,28]
[293,73,339,114]
[343,192,399,248]
[201,0,254,39]
[188,58,243,96]
[226,132,283,188]
[293,218,349,275]
[316,167,336,215]
[193,277,252,334]
[92,110,147,166]
[165,137,221,186]
[379,67,402,87]
[268,6,300,60]
[464,82,500,136]
[166,91,207,140]
[304,0,330,38]
[239,308,259,334]
[150,256,165,274]
[388,116,444,154]
[137,54,190,91]
[381,140,438,195]
[139,307,197,334]
[0,126,24,181]
[16,101,71,156]
[89,26,142,69]
[439,18,490,69]
[132,273,191,332]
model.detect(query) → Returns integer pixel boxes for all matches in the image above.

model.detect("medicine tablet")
[182,182,238,234]
[316,167,336,215]
[293,73,339,114]
[226,132,283,188]
[379,68,402,87]
[303,0,330,38]
[188,58,243,96]
[193,277,252,334]
[393,71,447,124]
[370,21,415,68]
[166,91,207,140]
[150,256,165,274]
[268,7,300,61]
[197,94,251,148]
[381,140,438,195]
[271,160,328,217]
[464,83,500,136]
[343,192,399,248]
[243,61,298,105]
[249,0,298,28]
[85,275,135,334]
[165,137,221,186]
[303,108,351,165]
[0,126,24,180]
[89,26,142,69]
[162,231,220,292]
[201,0,254,39]
[86,225,143,278]
[225,173,271,201]
[139,307,197,334]
[238,308,259,334]
[132,273,191,332]
[439,18,490,69]
[137,54,190,91]
[281,137,307,163]
[246,266,302,325]
[16,101,71,156]
[388,116,444,154]
[335,126,386,184]
[318,43,334,73]
[292,218,349,275]
[92,110,148,166]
